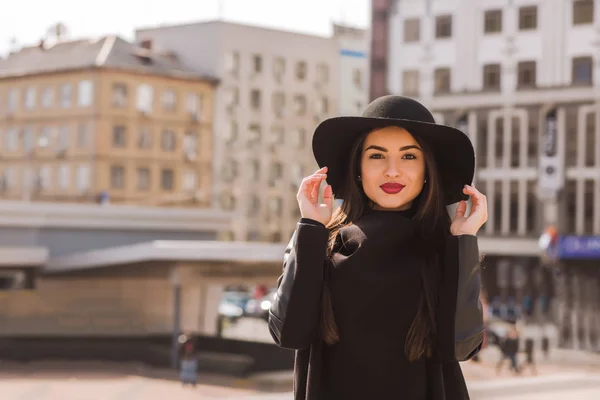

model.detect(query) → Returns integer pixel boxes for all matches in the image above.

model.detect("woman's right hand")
[297,166,334,226]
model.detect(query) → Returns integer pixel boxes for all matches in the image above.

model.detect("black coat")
[268,212,485,400]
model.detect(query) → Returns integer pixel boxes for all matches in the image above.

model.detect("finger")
[313,166,328,175]
[310,177,321,200]
[323,184,333,210]
[455,200,467,219]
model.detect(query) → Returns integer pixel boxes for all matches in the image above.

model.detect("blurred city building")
[372,0,600,351]
[0,27,217,207]
[136,20,369,242]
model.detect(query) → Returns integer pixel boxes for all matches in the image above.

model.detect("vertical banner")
[538,108,564,200]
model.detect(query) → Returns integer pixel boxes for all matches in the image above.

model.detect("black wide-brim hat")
[312,95,475,205]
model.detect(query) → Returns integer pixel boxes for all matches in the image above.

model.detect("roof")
[0,35,218,82]
[43,240,287,273]
[0,200,235,232]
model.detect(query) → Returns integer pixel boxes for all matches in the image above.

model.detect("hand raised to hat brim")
[297,167,333,226]
[450,184,488,236]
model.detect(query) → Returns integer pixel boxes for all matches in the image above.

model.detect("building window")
[110,165,125,189]
[484,10,503,34]
[138,127,152,149]
[137,168,150,190]
[572,56,593,85]
[112,125,126,147]
[316,63,329,83]
[248,123,261,145]
[6,128,19,151]
[250,89,261,110]
[483,64,501,90]
[112,83,127,107]
[353,69,363,88]
[404,18,420,42]
[136,84,153,112]
[78,80,94,107]
[161,130,176,151]
[252,54,263,74]
[183,170,197,191]
[295,61,307,80]
[402,70,420,96]
[315,97,329,115]
[57,125,69,150]
[161,169,174,191]
[58,165,70,190]
[77,123,91,148]
[519,6,538,30]
[185,93,201,114]
[273,57,286,82]
[292,128,306,149]
[573,0,594,25]
[7,89,19,112]
[220,191,236,210]
[41,87,54,108]
[268,162,284,187]
[435,15,452,38]
[38,165,51,190]
[226,121,238,143]
[76,165,90,192]
[24,88,36,110]
[60,84,72,108]
[434,68,451,94]
[183,130,198,154]
[162,89,176,112]
[22,127,35,152]
[517,61,537,88]
[293,94,306,115]
[272,92,285,117]
[39,126,53,148]
[225,51,240,76]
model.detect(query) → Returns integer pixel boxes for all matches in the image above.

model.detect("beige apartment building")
[0,35,217,207]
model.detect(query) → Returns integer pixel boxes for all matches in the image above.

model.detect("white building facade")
[377,0,600,351]
[136,21,345,243]
[333,24,371,115]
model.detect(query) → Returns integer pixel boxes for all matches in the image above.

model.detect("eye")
[368,153,384,159]
[402,153,417,160]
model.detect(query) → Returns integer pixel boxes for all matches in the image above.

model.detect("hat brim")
[312,116,475,205]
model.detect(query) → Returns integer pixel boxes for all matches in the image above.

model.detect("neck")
[371,201,412,211]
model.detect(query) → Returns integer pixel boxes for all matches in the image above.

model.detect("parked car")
[219,291,251,322]
[244,289,276,321]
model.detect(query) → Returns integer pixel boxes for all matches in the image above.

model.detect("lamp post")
[170,268,182,369]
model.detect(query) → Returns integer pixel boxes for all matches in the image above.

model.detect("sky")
[0,0,370,55]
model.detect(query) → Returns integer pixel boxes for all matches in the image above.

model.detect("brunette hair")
[321,127,451,362]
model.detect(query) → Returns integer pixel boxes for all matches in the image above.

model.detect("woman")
[268,95,487,399]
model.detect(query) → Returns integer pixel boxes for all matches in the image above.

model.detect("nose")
[384,160,400,178]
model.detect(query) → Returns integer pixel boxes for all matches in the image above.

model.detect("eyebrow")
[364,144,422,152]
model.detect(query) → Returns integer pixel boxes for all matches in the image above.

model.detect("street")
[0,364,597,399]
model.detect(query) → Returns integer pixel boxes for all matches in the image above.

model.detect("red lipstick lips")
[380,183,404,194]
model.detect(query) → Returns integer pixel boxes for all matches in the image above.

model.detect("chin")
[373,197,411,210]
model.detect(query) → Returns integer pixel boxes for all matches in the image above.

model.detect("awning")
[44,240,287,273]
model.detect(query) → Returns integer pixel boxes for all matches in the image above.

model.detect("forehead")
[363,126,418,148]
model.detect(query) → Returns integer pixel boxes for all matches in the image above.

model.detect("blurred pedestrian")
[522,337,537,375]
[496,326,521,375]
[179,336,198,387]
[268,96,487,400]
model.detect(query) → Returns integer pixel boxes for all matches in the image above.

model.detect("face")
[360,126,426,211]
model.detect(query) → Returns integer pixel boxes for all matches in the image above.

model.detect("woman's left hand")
[450,184,488,236]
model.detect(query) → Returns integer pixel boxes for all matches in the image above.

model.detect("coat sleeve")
[268,219,330,350]
[451,234,485,361]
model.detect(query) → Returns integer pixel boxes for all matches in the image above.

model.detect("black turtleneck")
[302,209,428,399]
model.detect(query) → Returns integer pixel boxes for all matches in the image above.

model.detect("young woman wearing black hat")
[268,95,487,400]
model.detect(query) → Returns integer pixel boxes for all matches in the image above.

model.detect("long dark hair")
[321,127,451,362]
